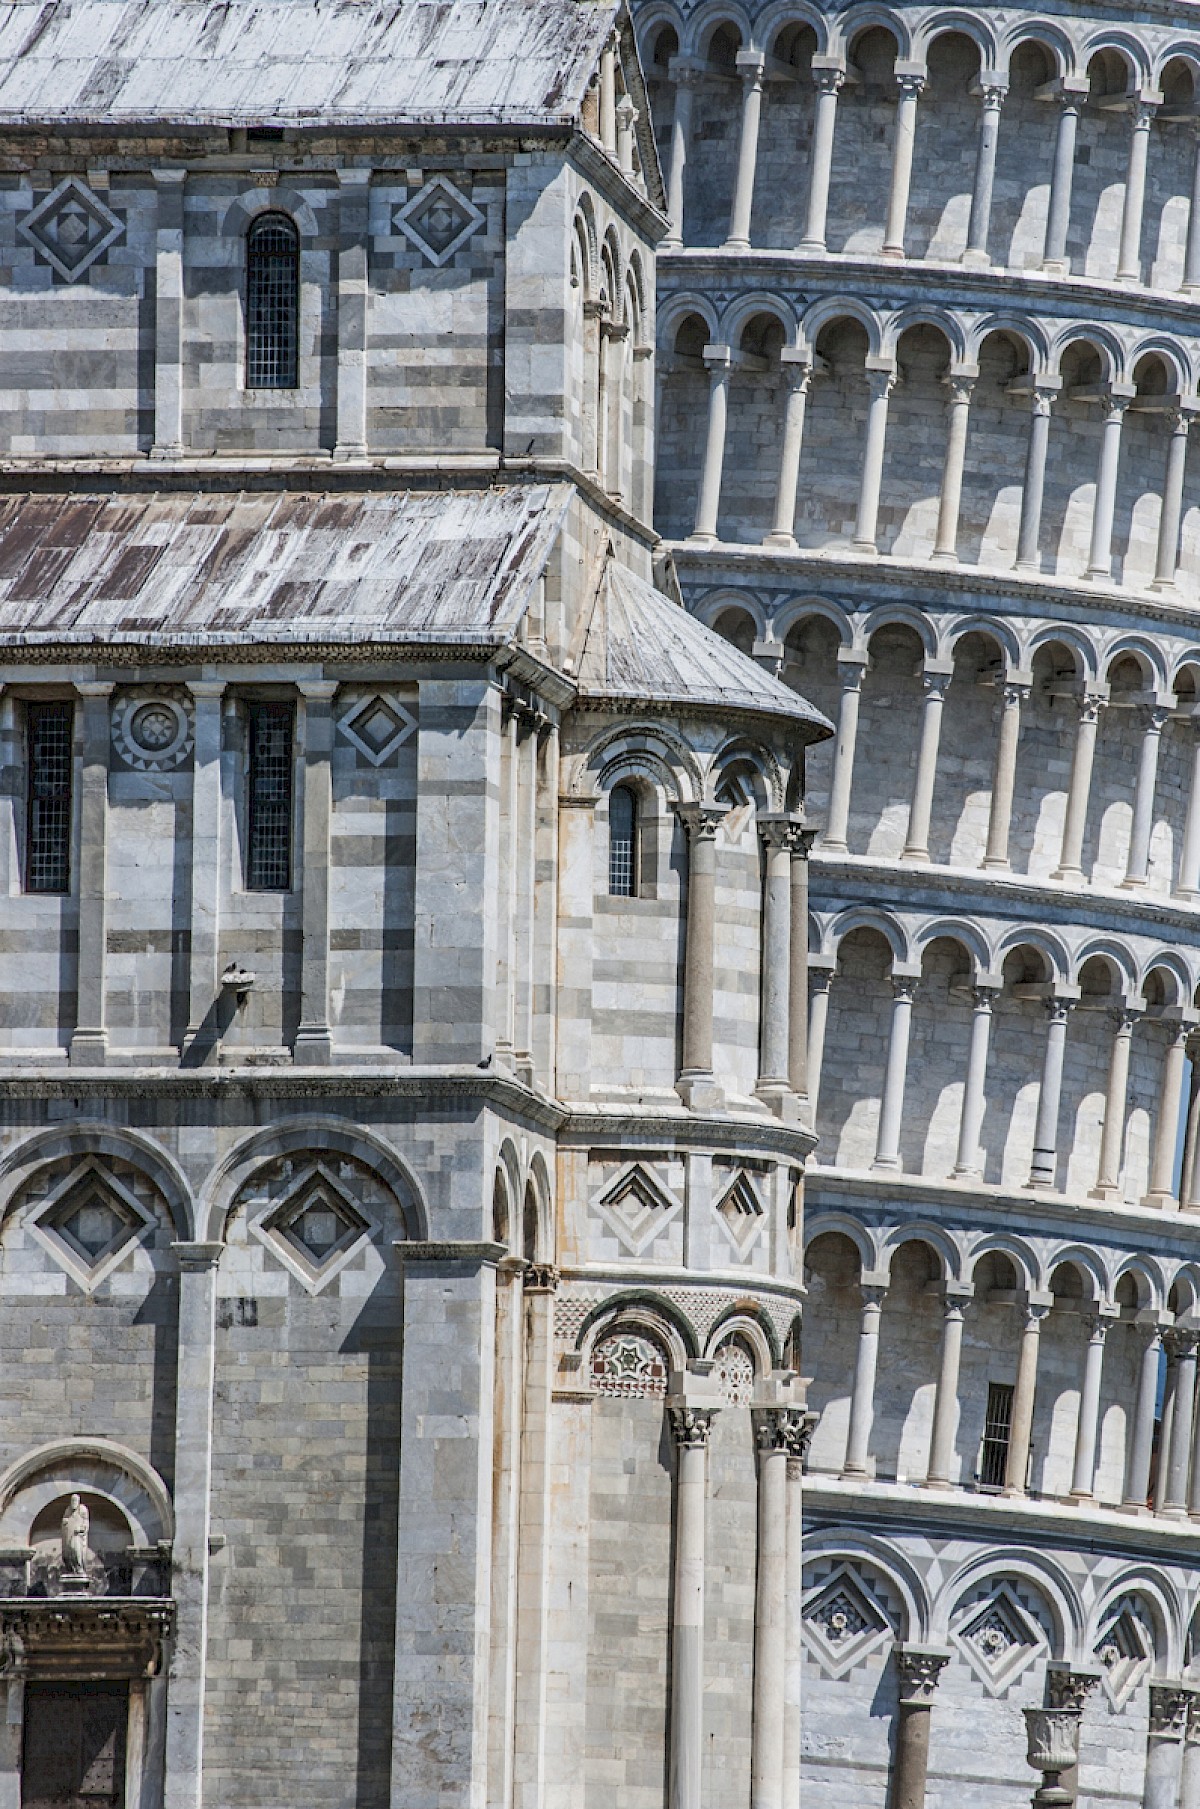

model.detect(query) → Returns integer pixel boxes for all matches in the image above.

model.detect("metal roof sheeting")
[0,0,619,126]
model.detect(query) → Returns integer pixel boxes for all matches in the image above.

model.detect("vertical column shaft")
[1178,727,1200,899]
[1093,1009,1137,1198]
[183,682,226,1061]
[1185,126,1200,291]
[931,379,974,562]
[883,74,924,256]
[823,658,866,851]
[1116,101,1156,282]
[514,713,541,1084]
[726,56,766,250]
[902,672,950,862]
[1145,1688,1192,1809]
[983,683,1027,869]
[1055,695,1105,883]
[756,823,792,1109]
[787,828,814,1108]
[953,987,996,1179]
[1124,1324,1164,1510]
[511,1269,558,1809]
[890,1650,950,1809]
[1153,410,1192,588]
[1145,1019,1192,1207]
[925,1296,968,1487]
[1069,1314,1109,1499]
[1015,387,1056,570]
[334,169,370,458]
[1043,92,1083,269]
[1124,706,1168,886]
[1003,1304,1047,1497]
[801,69,843,251]
[1162,1334,1199,1515]
[854,369,896,551]
[1030,998,1074,1187]
[151,169,186,458]
[295,681,337,1064]
[765,358,812,548]
[1087,396,1130,579]
[807,969,834,1121]
[676,806,725,1108]
[691,348,732,543]
[782,1451,805,1809]
[843,1285,886,1477]
[69,683,113,1066]
[964,85,1005,260]
[750,1417,790,1809]
[668,1406,714,1809]
[664,67,697,248]
[873,977,917,1171]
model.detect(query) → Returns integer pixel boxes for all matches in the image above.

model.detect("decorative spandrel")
[591,1330,670,1399]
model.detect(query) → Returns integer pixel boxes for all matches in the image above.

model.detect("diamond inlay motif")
[595,1162,681,1256]
[1094,1601,1153,1709]
[30,1160,156,1288]
[19,177,123,281]
[267,1165,370,1279]
[394,176,485,267]
[802,1566,892,1678]
[337,691,416,766]
[715,1171,765,1256]
[954,1587,1045,1696]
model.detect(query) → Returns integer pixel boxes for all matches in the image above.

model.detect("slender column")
[726,53,766,250]
[843,1282,887,1477]
[664,64,699,248]
[1182,1033,1200,1210]
[1188,1369,1200,1514]
[1043,86,1086,271]
[1015,384,1058,570]
[925,1290,969,1488]
[1158,1331,1194,1512]
[873,975,918,1171]
[1123,704,1170,886]
[807,966,834,1121]
[182,682,226,1062]
[511,1266,558,1809]
[756,819,793,1117]
[1092,1008,1138,1198]
[495,701,519,1070]
[953,985,997,1179]
[1116,99,1157,282]
[1069,1312,1111,1499]
[151,169,186,458]
[882,72,925,257]
[1185,125,1200,292]
[615,93,637,176]
[890,1648,950,1809]
[902,669,951,862]
[822,654,867,851]
[800,65,844,252]
[514,711,542,1086]
[1161,1343,1179,1510]
[787,826,815,1112]
[1182,1698,1200,1809]
[1086,392,1131,579]
[602,318,629,502]
[1054,693,1105,883]
[69,682,114,1066]
[334,168,370,459]
[1152,407,1193,589]
[1178,722,1200,900]
[667,1401,716,1809]
[675,804,726,1110]
[599,35,617,152]
[853,368,897,551]
[750,1410,801,1809]
[294,680,337,1064]
[1145,1686,1193,1809]
[964,84,1005,263]
[1046,1666,1102,1809]
[782,1441,807,1809]
[1145,1017,1193,1207]
[931,377,975,563]
[163,1240,223,1809]
[690,345,732,543]
[1003,1301,1050,1497]
[1124,1322,1164,1510]
[764,355,812,549]
[1029,996,1075,1188]
[983,682,1028,869]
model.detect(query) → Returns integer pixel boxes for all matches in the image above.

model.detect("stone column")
[675,804,726,1111]
[511,1265,558,1809]
[602,318,630,503]
[69,682,114,1066]
[1046,1665,1102,1809]
[1054,693,1106,884]
[1069,1312,1111,1500]
[514,709,544,1087]
[843,1281,888,1477]
[757,819,794,1118]
[983,681,1029,869]
[1015,384,1059,571]
[294,681,336,1063]
[392,1241,503,1809]
[667,1397,718,1809]
[1160,1331,1198,1515]
[1123,706,1170,887]
[1144,1684,1192,1809]
[182,682,226,1062]
[890,1647,950,1809]
[800,64,844,251]
[882,71,925,257]
[1043,84,1088,271]
[1092,1007,1138,1199]
[1123,1320,1164,1510]
[1182,1697,1200,1809]
[1182,1035,1200,1212]
[1178,722,1200,900]
[925,1287,970,1488]
[750,1408,806,1809]
[726,53,766,250]
[788,826,815,1113]
[964,83,1005,264]
[823,653,867,851]
[1003,1299,1051,1497]
[151,169,186,458]
[1184,126,1200,292]
[1186,1361,1200,1514]
[1145,1016,1193,1207]
[931,377,975,563]
[1152,408,1193,589]
[1087,391,1132,579]
[599,34,617,152]
[782,1437,807,1809]
[953,984,997,1179]
[163,1239,223,1809]
[807,964,834,1121]
[873,974,919,1171]
[1117,99,1157,283]
[902,669,952,862]
[615,93,637,175]
[764,355,812,549]
[1030,996,1075,1187]
[690,345,732,544]
[334,168,370,459]
[854,368,897,551]
[663,63,699,248]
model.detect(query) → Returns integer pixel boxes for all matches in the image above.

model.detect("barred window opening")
[25,700,73,895]
[246,213,299,390]
[978,1381,1014,1490]
[608,784,639,897]
[246,701,294,891]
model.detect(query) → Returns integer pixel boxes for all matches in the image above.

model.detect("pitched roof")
[0,0,620,128]
[575,559,832,739]
[0,483,569,647]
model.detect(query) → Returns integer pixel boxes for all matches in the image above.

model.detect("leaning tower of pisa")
[632,1,1200,1802]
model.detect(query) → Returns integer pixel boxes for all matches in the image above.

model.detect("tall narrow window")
[978,1381,1015,1489]
[608,784,638,897]
[246,701,294,891]
[245,213,299,389]
[25,700,73,894]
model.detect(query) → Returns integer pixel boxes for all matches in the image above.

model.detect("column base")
[951,1163,982,1181]
[923,1476,953,1491]
[879,245,905,260]
[515,1056,536,1088]
[293,1026,333,1065]
[1051,866,1084,885]
[149,443,184,461]
[929,548,958,565]
[850,538,879,556]
[1140,1189,1178,1211]
[754,1080,799,1123]
[1084,563,1113,582]
[722,236,751,252]
[1119,873,1148,889]
[762,530,798,551]
[960,248,991,269]
[820,839,848,855]
[1176,887,1200,903]
[1027,1155,1056,1188]
[871,1154,901,1173]
[686,530,720,548]
[798,238,827,254]
[1157,1504,1188,1520]
[981,856,1011,872]
[676,1071,725,1113]
[68,1028,108,1067]
[333,443,370,463]
[1088,1183,1123,1201]
[899,847,930,864]
[1014,556,1043,574]
[1149,576,1178,593]
[662,234,683,253]
[1042,257,1071,276]
[1115,1500,1152,1515]
[1066,1488,1094,1504]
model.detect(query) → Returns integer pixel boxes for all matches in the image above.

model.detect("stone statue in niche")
[60,1495,91,1582]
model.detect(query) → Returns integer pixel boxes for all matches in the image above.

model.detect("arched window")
[608,784,639,896]
[245,213,299,389]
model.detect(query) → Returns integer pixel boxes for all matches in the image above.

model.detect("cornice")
[559,1102,816,1159]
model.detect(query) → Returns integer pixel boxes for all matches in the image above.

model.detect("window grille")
[245,213,299,389]
[978,1381,1015,1489]
[608,784,638,897]
[25,700,73,894]
[246,702,294,891]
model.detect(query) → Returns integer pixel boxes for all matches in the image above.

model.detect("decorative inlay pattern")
[242,1156,380,1294]
[802,1564,893,1679]
[713,1337,756,1407]
[590,1330,670,1399]
[954,1586,1045,1696]
[337,690,415,766]
[593,1161,682,1257]
[19,177,123,280]
[1095,1600,1153,1709]
[394,176,484,267]
[112,690,194,772]
[27,1159,158,1290]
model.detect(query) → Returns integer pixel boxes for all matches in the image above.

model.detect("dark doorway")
[22,1681,128,1807]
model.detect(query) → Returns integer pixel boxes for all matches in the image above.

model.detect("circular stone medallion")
[111,691,194,771]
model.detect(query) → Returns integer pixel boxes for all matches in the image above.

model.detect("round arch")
[198,1115,427,1244]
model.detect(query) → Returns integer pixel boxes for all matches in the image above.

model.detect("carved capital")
[895,1644,950,1704]
[524,1263,560,1294]
[753,1406,818,1462]
[668,1404,716,1450]
[895,72,925,100]
[1149,1683,1194,1739]
[676,803,726,843]
[892,976,919,1005]
[1045,995,1076,1026]
[812,66,844,96]
[1046,1665,1102,1713]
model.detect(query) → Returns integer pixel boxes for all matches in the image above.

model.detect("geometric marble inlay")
[19,176,123,280]
[393,176,484,267]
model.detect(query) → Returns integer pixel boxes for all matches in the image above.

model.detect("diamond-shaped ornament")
[1094,1601,1153,1709]
[715,1171,765,1256]
[30,1160,155,1288]
[954,1586,1045,1696]
[19,177,123,281]
[802,1566,893,1678]
[595,1162,681,1256]
[394,176,484,267]
[337,691,415,766]
[262,1163,370,1285]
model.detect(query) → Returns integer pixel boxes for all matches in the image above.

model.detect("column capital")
[1021,1296,1053,1330]
[865,363,898,400]
[151,166,188,187]
[1075,688,1109,724]
[1149,1681,1195,1739]
[944,373,976,407]
[667,1403,716,1449]
[735,48,766,84]
[894,1644,951,1705]
[1046,1663,1103,1712]
[890,969,920,1004]
[758,811,808,850]
[336,166,373,189]
[171,1240,224,1273]
[811,63,845,96]
[920,665,953,698]
[186,679,227,701]
[75,681,115,700]
[1166,1326,1200,1360]
[971,80,1007,111]
[894,69,926,100]
[524,1262,560,1294]
[297,679,340,703]
[676,802,726,842]
[752,1405,818,1461]
[860,1279,890,1310]
[969,982,1000,1010]
[702,342,733,372]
